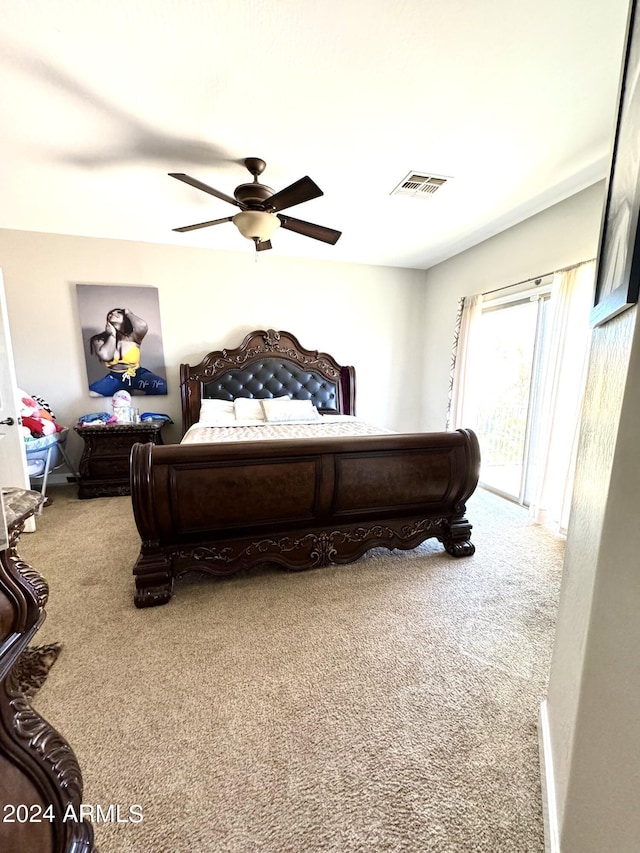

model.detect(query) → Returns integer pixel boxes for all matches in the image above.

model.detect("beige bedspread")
[182,417,393,445]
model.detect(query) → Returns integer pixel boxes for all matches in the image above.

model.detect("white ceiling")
[0,0,631,269]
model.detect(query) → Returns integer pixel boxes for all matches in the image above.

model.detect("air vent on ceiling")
[391,171,451,198]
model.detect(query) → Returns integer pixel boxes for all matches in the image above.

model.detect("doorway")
[0,270,30,492]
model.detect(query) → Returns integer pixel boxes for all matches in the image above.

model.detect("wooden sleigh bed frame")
[130,329,480,608]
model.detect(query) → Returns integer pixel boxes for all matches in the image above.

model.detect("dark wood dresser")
[0,487,93,853]
[75,421,164,499]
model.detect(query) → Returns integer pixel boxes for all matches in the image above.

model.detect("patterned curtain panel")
[447,294,484,431]
[446,297,465,430]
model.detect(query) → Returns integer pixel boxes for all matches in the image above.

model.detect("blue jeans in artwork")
[89,368,167,397]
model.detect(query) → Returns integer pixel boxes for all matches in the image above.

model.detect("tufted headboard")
[179,329,356,433]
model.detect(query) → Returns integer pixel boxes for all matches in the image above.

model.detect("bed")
[130,329,480,607]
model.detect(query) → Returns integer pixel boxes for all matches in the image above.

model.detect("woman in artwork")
[88,307,167,396]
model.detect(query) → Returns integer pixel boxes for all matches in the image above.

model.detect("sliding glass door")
[473,295,549,503]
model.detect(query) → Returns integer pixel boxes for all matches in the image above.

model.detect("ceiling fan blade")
[173,216,233,233]
[255,239,272,252]
[277,214,341,245]
[169,173,242,208]
[266,176,323,212]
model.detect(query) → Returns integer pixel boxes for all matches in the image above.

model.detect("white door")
[0,269,30,490]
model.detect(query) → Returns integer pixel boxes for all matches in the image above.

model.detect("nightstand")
[75,421,164,498]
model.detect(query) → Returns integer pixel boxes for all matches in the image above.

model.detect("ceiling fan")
[169,158,342,252]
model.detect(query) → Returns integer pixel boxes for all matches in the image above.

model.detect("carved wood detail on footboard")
[130,429,480,607]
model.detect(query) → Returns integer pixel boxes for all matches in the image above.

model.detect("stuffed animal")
[18,390,63,439]
[112,389,133,423]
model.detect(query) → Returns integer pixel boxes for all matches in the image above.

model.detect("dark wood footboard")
[130,429,480,607]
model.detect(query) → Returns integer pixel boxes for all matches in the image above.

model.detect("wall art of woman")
[88,307,167,397]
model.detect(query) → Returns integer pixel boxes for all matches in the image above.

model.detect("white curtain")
[449,293,483,430]
[528,260,595,533]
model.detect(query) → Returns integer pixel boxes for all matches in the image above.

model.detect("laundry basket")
[25,428,75,510]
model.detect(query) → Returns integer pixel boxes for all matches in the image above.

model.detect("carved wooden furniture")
[75,421,164,498]
[0,487,93,853]
[130,329,480,608]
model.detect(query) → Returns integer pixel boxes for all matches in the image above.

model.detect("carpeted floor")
[18,485,564,853]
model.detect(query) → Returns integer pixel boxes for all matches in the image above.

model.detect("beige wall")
[420,181,606,431]
[0,229,425,461]
[546,304,640,851]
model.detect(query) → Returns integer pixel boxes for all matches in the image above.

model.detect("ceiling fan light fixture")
[170,161,340,249]
[232,210,281,242]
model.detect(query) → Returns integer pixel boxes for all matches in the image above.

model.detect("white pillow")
[261,398,320,423]
[233,397,266,422]
[199,399,236,425]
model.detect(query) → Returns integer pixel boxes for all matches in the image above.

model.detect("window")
[474,292,549,503]
[450,260,595,529]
